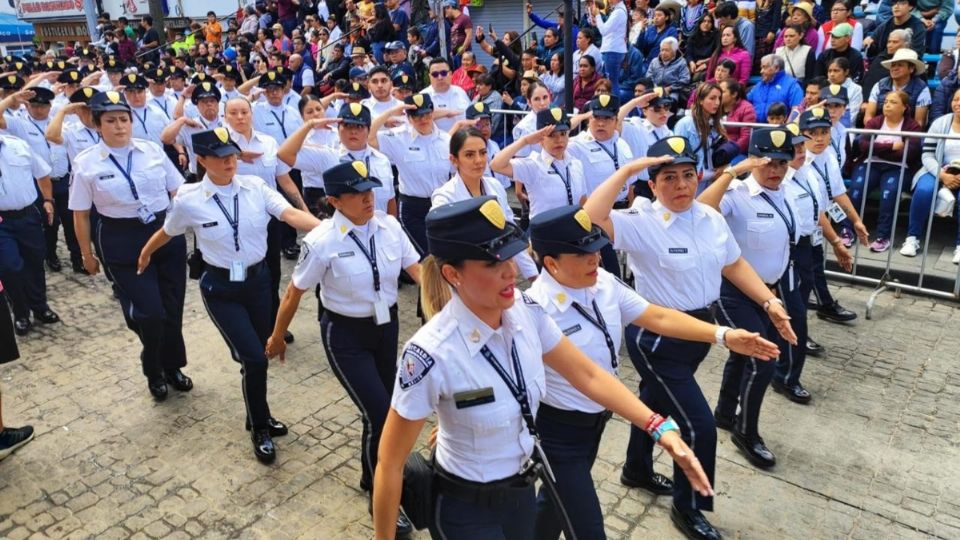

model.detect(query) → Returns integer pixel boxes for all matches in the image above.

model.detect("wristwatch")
[714,325,731,348]
[763,297,784,312]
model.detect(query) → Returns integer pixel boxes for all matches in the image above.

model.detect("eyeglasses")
[430,70,449,78]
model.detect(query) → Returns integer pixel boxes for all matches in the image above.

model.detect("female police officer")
[137,128,321,463]
[264,160,421,534]
[371,196,714,539]
[584,136,797,540]
[70,90,190,401]
[526,205,779,540]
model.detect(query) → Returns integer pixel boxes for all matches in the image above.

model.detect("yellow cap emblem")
[573,209,592,233]
[653,86,665,97]
[225,65,233,72]
[401,75,409,83]
[412,94,424,107]
[202,82,213,91]
[214,127,230,143]
[6,75,15,84]
[550,107,563,121]
[267,72,275,81]
[786,123,800,136]
[83,87,94,98]
[478,199,506,230]
[350,102,363,115]
[106,91,121,104]
[473,102,484,112]
[70,71,79,81]
[127,74,136,82]
[352,160,368,177]
[352,82,361,91]
[811,106,825,118]
[667,137,686,154]
[829,84,842,95]
[598,94,610,107]
[771,130,786,148]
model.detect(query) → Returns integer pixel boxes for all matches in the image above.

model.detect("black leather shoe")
[817,301,858,323]
[806,298,820,310]
[396,509,413,537]
[283,330,294,344]
[671,504,723,540]
[252,430,277,464]
[148,377,168,401]
[13,318,31,336]
[620,470,674,495]
[46,257,62,272]
[245,417,289,437]
[731,430,776,469]
[281,246,300,260]
[713,411,736,432]
[165,369,193,392]
[71,260,88,274]
[772,380,812,404]
[34,309,60,324]
[805,337,825,357]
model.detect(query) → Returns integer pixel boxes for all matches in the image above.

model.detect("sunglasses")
[430,70,449,78]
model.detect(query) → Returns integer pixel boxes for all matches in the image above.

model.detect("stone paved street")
[1,254,959,540]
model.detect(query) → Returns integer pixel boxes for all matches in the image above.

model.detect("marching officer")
[145,68,177,121]
[70,91,191,401]
[160,82,225,182]
[697,127,801,470]
[265,160,421,534]
[371,196,713,539]
[252,70,304,144]
[137,128,321,463]
[526,205,779,540]
[121,73,167,145]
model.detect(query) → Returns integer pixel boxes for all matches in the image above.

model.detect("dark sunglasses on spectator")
[431,70,449,78]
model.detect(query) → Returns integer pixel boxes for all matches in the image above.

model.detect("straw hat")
[880,49,927,73]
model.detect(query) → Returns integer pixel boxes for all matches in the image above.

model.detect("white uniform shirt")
[292,210,419,317]
[719,176,798,286]
[510,149,588,218]
[129,104,168,145]
[807,148,847,200]
[784,165,822,238]
[526,269,647,413]
[0,135,52,211]
[167,89,200,119]
[611,199,740,311]
[163,175,291,268]
[62,124,101,160]
[69,139,184,218]
[252,101,304,144]
[391,292,564,482]
[377,126,452,198]
[230,129,292,191]
[149,94,178,121]
[361,96,404,121]
[283,90,301,109]
[292,142,396,213]
[421,85,470,132]
[511,112,539,158]
[568,132,636,201]
[430,175,539,280]
[830,123,847,170]
[6,115,69,178]
[621,118,672,181]
[175,115,225,175]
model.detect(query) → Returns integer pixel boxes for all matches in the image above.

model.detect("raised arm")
[46,102,85,144]
[369,103,414,149]
[161,115,201,145]
[697,156,764,210]
[490,125,554,177]
[583,156,671,241]
[277,117,341,166]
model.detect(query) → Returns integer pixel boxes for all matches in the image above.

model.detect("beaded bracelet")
[651,416,681,443]
[644,413,664,435]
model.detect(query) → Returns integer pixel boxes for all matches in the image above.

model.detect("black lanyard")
[270,109,287,138]
[652,129,662,142]
[549,161,574,205]
[794,175,819,223]
[759,191,796,245]
[346,152,370,173]
[347,230,380,292]
[479,340,536,436]
[132,107,148,134]
[84,128,101,144]
[107,150,141,201]
[831,137,841,163]
[27,118,50,150]
[811,161,833,198]
[571,300,618,369]
[212,193,240,252]
[594,140,619,168]
[153,98,169,119]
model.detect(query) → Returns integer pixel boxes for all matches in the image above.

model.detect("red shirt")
[450,13,472,51]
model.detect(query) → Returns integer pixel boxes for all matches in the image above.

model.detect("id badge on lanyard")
[826,202,846,223]
[136,205,157,224]
[373,296,391,325]
[812,226,824,246]
[230,261,246,282]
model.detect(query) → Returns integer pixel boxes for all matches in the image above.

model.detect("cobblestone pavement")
[2,253,959,540]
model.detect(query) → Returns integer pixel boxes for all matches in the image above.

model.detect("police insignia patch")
[399,344,435,389]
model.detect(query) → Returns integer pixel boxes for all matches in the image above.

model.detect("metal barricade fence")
[723,121,960,317]
[490,108,534,147]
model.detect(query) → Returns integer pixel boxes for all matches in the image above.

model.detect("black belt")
[50,175,69,182]
[399,193,432,203]
[0,206,36,219]
[796,235,811,247]
[434,465,536,506]
[203,259,266,280]
[537,402,612,429]
[99,210,167,226]
[612,200,630,210]
[325,303,398,324]
[684,303,717,323]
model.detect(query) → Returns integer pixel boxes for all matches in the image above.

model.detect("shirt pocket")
[405,147,426,162]
[7,148,31,169]
[747,219,777,251]
[586,147,608,164]
[132,162,166,195]
[329,252,370,290]
[658,252,698,272]
[196,220,235,250]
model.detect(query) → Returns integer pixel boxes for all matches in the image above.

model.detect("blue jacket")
[529,10,580,40]
[636,25,678,73]
[619,46,647,100]
[747,71,804,122]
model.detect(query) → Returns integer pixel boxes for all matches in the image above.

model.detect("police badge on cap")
[404,93,434,116]
[191,128,242,157]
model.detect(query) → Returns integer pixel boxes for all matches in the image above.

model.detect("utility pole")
[433,0,447,63]
[148,0,167,38]
[563,0,573,112]
[83,0,99,44]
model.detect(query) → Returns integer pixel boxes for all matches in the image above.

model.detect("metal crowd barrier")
[490,107,533,147]
[724,121,960,318]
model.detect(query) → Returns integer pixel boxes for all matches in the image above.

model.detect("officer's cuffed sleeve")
[160,149,186,192]
[609,210,644,253]
[30,151,53,179]
[68,168,94,211]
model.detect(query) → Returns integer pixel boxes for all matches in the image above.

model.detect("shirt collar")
[96,139,147,160]
[538,148,564,167]
[745,175,765,196]
[449,293,526,358]
[407,124,436,141]
[332,209,381,240]
[538,270,594,313]
[651,198,693,228]
[200,175,252,200]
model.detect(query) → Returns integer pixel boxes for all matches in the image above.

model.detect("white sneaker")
[899,236,921,257]
[953,246,960,265]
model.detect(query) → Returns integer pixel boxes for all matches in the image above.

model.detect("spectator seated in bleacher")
[748,54,804,122]
[865,48,931,127]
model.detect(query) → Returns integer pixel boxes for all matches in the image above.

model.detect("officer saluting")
[526,205,779,540]
[160,82,225,182]
[697,127,802,470]
[70,91,191,401]
[372,196,713,539]
[137,128,321,463]
[266,161,421,534]
[121,73,167,145]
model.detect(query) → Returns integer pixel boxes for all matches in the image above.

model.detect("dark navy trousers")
[319,307,399,490]
[398,194,431,258]
[43,176,80,265]
[623,322,717,512]
[533,407,609,539]
[778,243,811,387]
[96,215,187,380]
[432,484,537,540]
[266,217,282,326]
[199,265,273,431]
[809,244,836,307]
[0,207,49,319]
[715,279,776,438]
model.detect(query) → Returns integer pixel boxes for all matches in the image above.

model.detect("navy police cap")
[323,160,383,197]
[536,107,571,131]
[192,128,241,158]
[404,93,434,115]
[426,196,528,262]
[749,127,795,161]
[587,94,620,118]
[530,206,609,256]
[338,102,372,126]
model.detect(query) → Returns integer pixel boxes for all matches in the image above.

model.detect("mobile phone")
[489,23,493,34]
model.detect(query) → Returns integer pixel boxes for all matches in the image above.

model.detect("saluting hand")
[724,329,780,360]
[522,125,554,146]
[627,155,674,174]
[307,117,341,130]
[658,431,715,497]
[265,334,286,363]
[767,302,798,345]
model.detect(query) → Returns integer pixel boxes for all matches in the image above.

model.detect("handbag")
[935,186,956,218]
[401,450,435,530]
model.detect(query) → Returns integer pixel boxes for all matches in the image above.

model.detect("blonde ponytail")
[419,255,453,321]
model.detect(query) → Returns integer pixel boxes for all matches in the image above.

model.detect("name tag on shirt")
[797,192,810,199]
[454,387,495,409]
[202,221,218,228]
[756,212,774,218]
[408,146,421,151]
[563,324,582,336]
[337,251,355,257]
[668,247,688,254]
[98,174,115,181]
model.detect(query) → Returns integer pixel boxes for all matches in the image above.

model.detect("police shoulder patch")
[399,343,435,390]
[521,292,539,306]
[296,241,311,265]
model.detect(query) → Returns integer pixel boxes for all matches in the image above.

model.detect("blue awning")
[0,14,36,44]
